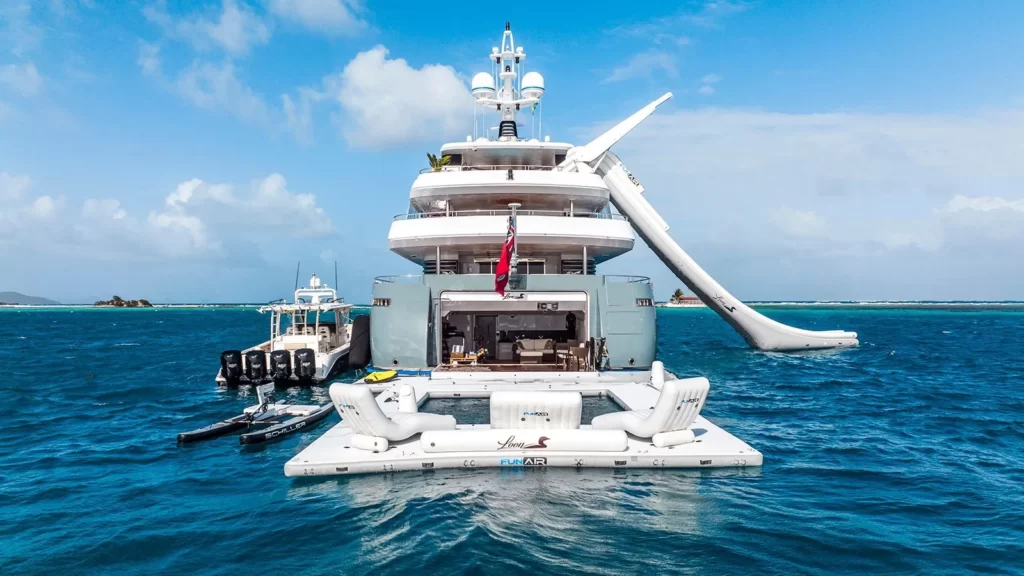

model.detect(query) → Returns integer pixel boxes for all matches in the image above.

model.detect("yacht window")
[561,259,596,275]
[424,260,458,274]
[475,259,545,274]
[520,260,545,274]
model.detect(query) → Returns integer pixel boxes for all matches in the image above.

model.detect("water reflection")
[289,466,762,541]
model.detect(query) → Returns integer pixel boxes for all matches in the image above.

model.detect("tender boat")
[286,23,851,477]
[217,273,359,386]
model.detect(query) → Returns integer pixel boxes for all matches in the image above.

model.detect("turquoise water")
[1,308,1022,574]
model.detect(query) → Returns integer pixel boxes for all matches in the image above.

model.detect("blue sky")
[2,1,1023,303]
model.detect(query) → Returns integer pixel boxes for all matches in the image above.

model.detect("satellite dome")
[521,71,545,100]
[471,72,496,100]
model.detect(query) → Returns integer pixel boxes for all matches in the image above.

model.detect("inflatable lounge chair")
[591,361,709,447]
[330,384,456,452]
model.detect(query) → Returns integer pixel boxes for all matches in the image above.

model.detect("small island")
[94,295,153,308]
[658,288,706,308]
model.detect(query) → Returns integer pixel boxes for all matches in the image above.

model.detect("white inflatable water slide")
[560,94,858,351]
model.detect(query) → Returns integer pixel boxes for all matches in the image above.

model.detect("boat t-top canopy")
[258,301,351,314]
[259,273,351,314]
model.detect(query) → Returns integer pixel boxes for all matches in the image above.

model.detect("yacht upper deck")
[389,23,635,273]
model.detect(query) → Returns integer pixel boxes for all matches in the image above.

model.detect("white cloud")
[148,201,213,255]
[148,173,334,242]
[82,198,127,220]
[696,73,720,96]
[0,172,31,200]
[603,106,1024,299]
[0,172,334,261]
[175,60,269,123]
[774,207,825,238]
[267,0,365,35]
[604,51,677,84]
[0,173,63,239]
[281,86,323,144]
[608,1,746,43]
[945,194,1024,213]
[135,41,271,127]
[144,0,271,57]
[27,195,59,219]
[0,1,43,57]
[137,42,161,77]
[0,62,42,96]
[327,45,472,148]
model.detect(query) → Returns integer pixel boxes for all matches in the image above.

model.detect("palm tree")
[670,288,684,303]
[427,153,452,172]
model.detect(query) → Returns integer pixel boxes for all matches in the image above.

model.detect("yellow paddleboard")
[363,370,398,384]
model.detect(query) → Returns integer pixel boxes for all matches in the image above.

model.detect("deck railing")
[419,164,554,174]
[373,274,425,284]
[393,209,628,221]
[604,275,652,284]
[374,273,651,284]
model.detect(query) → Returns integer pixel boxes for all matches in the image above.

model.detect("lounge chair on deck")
[591,361,709,447]
[330,384,456,452]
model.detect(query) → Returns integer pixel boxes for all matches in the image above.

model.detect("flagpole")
[508,202,520,275]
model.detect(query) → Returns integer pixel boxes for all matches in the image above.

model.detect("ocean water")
[1,307,1022,574]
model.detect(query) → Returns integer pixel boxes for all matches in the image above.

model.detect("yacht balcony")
[410,167,609,212]
[387,209,635,263]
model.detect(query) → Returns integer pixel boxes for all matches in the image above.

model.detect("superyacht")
[286,23,856,477]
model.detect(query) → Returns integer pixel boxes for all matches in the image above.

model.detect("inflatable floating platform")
[284,363,762,477]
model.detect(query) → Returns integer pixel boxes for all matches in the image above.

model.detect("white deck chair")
[591,361,709,447]
[330,383,456,452]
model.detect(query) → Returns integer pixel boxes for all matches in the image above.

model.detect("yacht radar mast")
[470,22,544,141]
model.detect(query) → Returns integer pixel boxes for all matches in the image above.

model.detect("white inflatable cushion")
[591,362,709,438]
[489,390,582,429]
[420,428,627,453]
[397,384,418,413]
[651,428,696,448]
[330,383,456,442]
[351,433,388,452]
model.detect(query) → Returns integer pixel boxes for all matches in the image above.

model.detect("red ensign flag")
[494,216,515,295]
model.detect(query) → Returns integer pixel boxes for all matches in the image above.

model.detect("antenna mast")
[470,23,544,141]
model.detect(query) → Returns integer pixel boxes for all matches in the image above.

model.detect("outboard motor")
[293,348,316,382]
[245,350,267,382]
[269,350,292,382]
[220,350,242,384]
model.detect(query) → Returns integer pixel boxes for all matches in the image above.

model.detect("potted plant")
[426,153,451,172]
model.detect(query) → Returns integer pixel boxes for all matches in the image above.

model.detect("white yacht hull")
[215,341,351,384]
[284,370,762,477]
